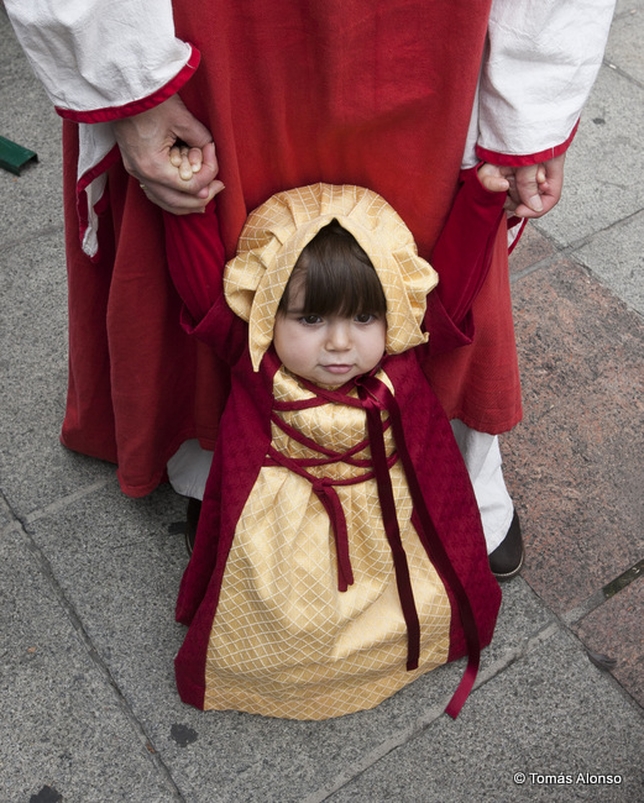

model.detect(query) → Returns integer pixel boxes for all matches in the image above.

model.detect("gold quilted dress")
[201,367,452,718]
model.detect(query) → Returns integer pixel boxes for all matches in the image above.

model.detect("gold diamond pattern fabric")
[202,368,451,719]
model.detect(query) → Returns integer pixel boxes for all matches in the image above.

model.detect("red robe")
[60,1,522,497]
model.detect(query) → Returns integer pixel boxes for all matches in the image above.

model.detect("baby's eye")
[355,312,377,324]
[300,314,323,325]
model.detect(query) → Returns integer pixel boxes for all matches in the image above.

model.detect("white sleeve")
[473,0,616,164]
[5,0,196,120]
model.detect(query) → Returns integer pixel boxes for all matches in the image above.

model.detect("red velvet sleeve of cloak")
[163,203,244,361]
[424,167,506,355]
[163,203,226,321]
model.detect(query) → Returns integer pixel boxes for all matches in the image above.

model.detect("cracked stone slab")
[319,627,644,803]
[574,575,644,709]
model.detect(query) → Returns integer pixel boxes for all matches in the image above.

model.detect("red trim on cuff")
[475,120,579,167]
[76,145,121,198]
[507,217,528,255]
[55,45,201,124]
[76,144,122,262]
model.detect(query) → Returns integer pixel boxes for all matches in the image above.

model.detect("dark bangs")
[278,220,387,318]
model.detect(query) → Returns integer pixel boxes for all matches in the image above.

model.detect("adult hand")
[502,153,566,219]
[112,94,224,214]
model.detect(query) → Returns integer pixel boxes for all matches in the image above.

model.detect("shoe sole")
[492,547,525,581]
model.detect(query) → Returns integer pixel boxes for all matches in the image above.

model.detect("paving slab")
[0,232,116,518]
[533,66,644,249]
[503,256,644,613]
[0,521,181,803]
[18,482,552,802]
[574,210,644,316]
[574,575,644,709]
[0,11,64,243]
[608,2,644,86]
[320,628,644,803]
[509,225,557,277]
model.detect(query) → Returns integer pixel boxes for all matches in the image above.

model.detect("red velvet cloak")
[172,325,502,717]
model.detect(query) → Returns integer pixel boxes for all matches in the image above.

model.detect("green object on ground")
[0,135,38,175]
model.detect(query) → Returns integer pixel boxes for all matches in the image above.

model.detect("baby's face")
[273,283,386,387]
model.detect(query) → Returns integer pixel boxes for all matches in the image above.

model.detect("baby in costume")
[164,176,505,720]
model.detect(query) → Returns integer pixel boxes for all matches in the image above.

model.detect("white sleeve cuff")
[6,0,195,118]
[475,0,615,160]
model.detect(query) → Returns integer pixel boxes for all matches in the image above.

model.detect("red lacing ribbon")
[267,371,481,717]
[266,375,420,670]
[267,382,394,592]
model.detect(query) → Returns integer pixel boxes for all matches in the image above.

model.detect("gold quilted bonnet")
[224,183,438,371]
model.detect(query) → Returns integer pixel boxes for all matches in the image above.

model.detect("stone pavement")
[1,3,642,801]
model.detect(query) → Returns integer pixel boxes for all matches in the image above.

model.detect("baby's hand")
[477,162,512,194]
[478,159,569,219]
[477,161,552,217]
[169,143,205,181]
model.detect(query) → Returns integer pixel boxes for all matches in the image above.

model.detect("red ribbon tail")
[360,374,483,717]
[315,482,354,591]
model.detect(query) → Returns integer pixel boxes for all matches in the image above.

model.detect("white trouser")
[167,438,214,502]
[167,420,514,554]
[450,420,514,553]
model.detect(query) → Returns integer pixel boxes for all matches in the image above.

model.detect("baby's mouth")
[322,363,353,374]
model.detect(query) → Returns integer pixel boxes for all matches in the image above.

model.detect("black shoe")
[185,497,202,556]
[489,511,524,580]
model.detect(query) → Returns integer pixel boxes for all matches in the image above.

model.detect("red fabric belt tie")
[355,379,421,671]
[265,395,396,594]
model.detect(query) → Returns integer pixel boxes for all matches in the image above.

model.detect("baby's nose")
[327,320,351,349]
